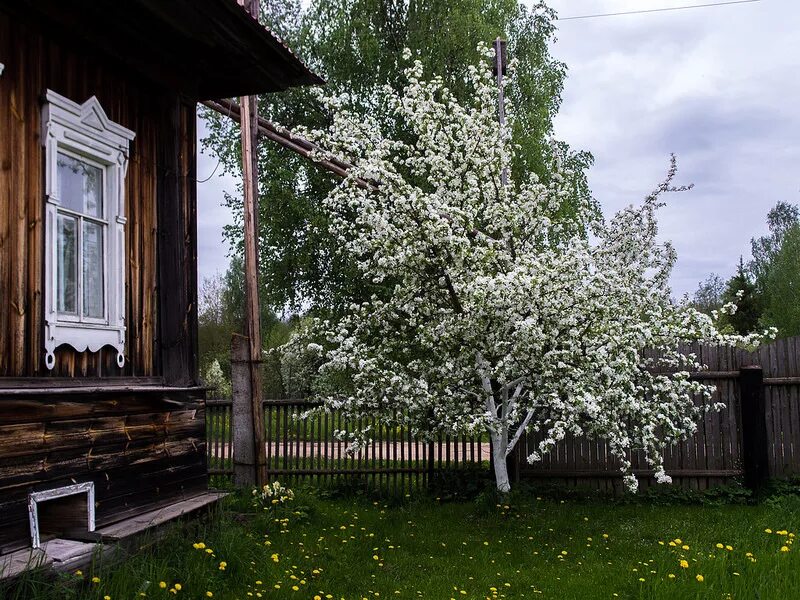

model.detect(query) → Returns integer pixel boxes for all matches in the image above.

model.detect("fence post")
[231,334,257,487]
[740,366,769,491]
[426,440,435,486]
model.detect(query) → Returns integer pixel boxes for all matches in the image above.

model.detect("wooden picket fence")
[206,336,800,493]
[205,398,488,493]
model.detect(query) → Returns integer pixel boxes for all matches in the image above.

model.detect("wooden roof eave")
[1,0,324,99]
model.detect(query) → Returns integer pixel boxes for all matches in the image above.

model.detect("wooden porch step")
[1,491,226,580]
[97,491,227,541]
[0,547,52,579]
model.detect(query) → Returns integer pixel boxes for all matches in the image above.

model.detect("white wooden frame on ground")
[28,482,96,549]
[41,90,135,370]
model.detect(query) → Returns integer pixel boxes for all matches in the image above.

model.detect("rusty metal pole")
[493,37,508,188]
[239,0,267,487]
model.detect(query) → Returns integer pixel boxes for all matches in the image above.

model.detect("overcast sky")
[196,0,800,299]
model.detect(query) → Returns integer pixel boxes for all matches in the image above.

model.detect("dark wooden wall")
[0,389,207,554]
[0,10,198,379]
[0,9,205,554]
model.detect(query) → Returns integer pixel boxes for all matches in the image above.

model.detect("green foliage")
[202,0,595,315]
[750,201,800,293]
[7,490,800,600]
[198,260,292,392]
[761,225,800,336]
[718,258,763,334]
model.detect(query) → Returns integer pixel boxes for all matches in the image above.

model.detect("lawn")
[5,486,800,600]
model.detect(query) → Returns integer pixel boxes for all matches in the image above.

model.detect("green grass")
[4,489,800,600]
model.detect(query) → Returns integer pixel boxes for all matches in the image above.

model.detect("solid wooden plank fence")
[206,336,800,493]
[515,337,800,491]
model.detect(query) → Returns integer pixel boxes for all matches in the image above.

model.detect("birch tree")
[284,47,773,492]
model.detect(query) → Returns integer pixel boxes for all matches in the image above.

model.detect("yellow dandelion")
[725,545,733,551]
[667,574,676,579]
[715,543,724,549]
[206,593,214,598]
[781,546,790,552]
[92,577,101,584]
[159,582,167,589]
[696,574,704,582]
[679,560,689,569]
[765,529,773,534]
[174,584,182,591]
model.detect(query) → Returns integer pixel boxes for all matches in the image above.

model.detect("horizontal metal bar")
[205,399,233,407]
[519,468,742,478]
[764,377,800,386]
[265,467,426,476]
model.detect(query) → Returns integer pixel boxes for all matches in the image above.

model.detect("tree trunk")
[491,429,511,493]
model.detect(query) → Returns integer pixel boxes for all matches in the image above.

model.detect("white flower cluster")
[252,481,295,509]
[289,45,775,492]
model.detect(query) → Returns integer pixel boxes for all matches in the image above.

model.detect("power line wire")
[557,0,761,21]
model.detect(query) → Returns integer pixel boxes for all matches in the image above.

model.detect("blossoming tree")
[285,47,770,492]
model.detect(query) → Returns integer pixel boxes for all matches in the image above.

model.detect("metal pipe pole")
[493,37,508,188]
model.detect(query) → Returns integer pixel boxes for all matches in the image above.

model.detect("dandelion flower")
[781,546,790,552]
[159,582,167,589]
[696,574,704,582]
[92,577,101,584]
[679,560,689,569]
[175,584,182,591]
[715,543,724,549]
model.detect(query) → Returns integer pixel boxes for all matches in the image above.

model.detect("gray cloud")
[197,118,239,283]
[549,0,800,296]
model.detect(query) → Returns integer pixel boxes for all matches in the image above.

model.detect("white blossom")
[287,46,774,493]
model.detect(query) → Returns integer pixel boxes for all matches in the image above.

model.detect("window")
[42,91,135,370]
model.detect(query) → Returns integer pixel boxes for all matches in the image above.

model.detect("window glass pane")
[82,221,104,319]
[57,152,102,217]
[57,215,78,314]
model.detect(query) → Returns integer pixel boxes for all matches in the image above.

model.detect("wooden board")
[0,10,198,378]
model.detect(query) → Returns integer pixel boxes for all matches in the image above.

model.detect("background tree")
[761,224,800,337]
[691,273,725,316]
[197,260,292,395]
[750,201,800,293]
[718,258,762,335]
[202,0,595,315]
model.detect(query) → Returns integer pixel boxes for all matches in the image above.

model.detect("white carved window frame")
[42,90,135,370]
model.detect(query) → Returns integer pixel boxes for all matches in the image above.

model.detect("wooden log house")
[0,0,321,572]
